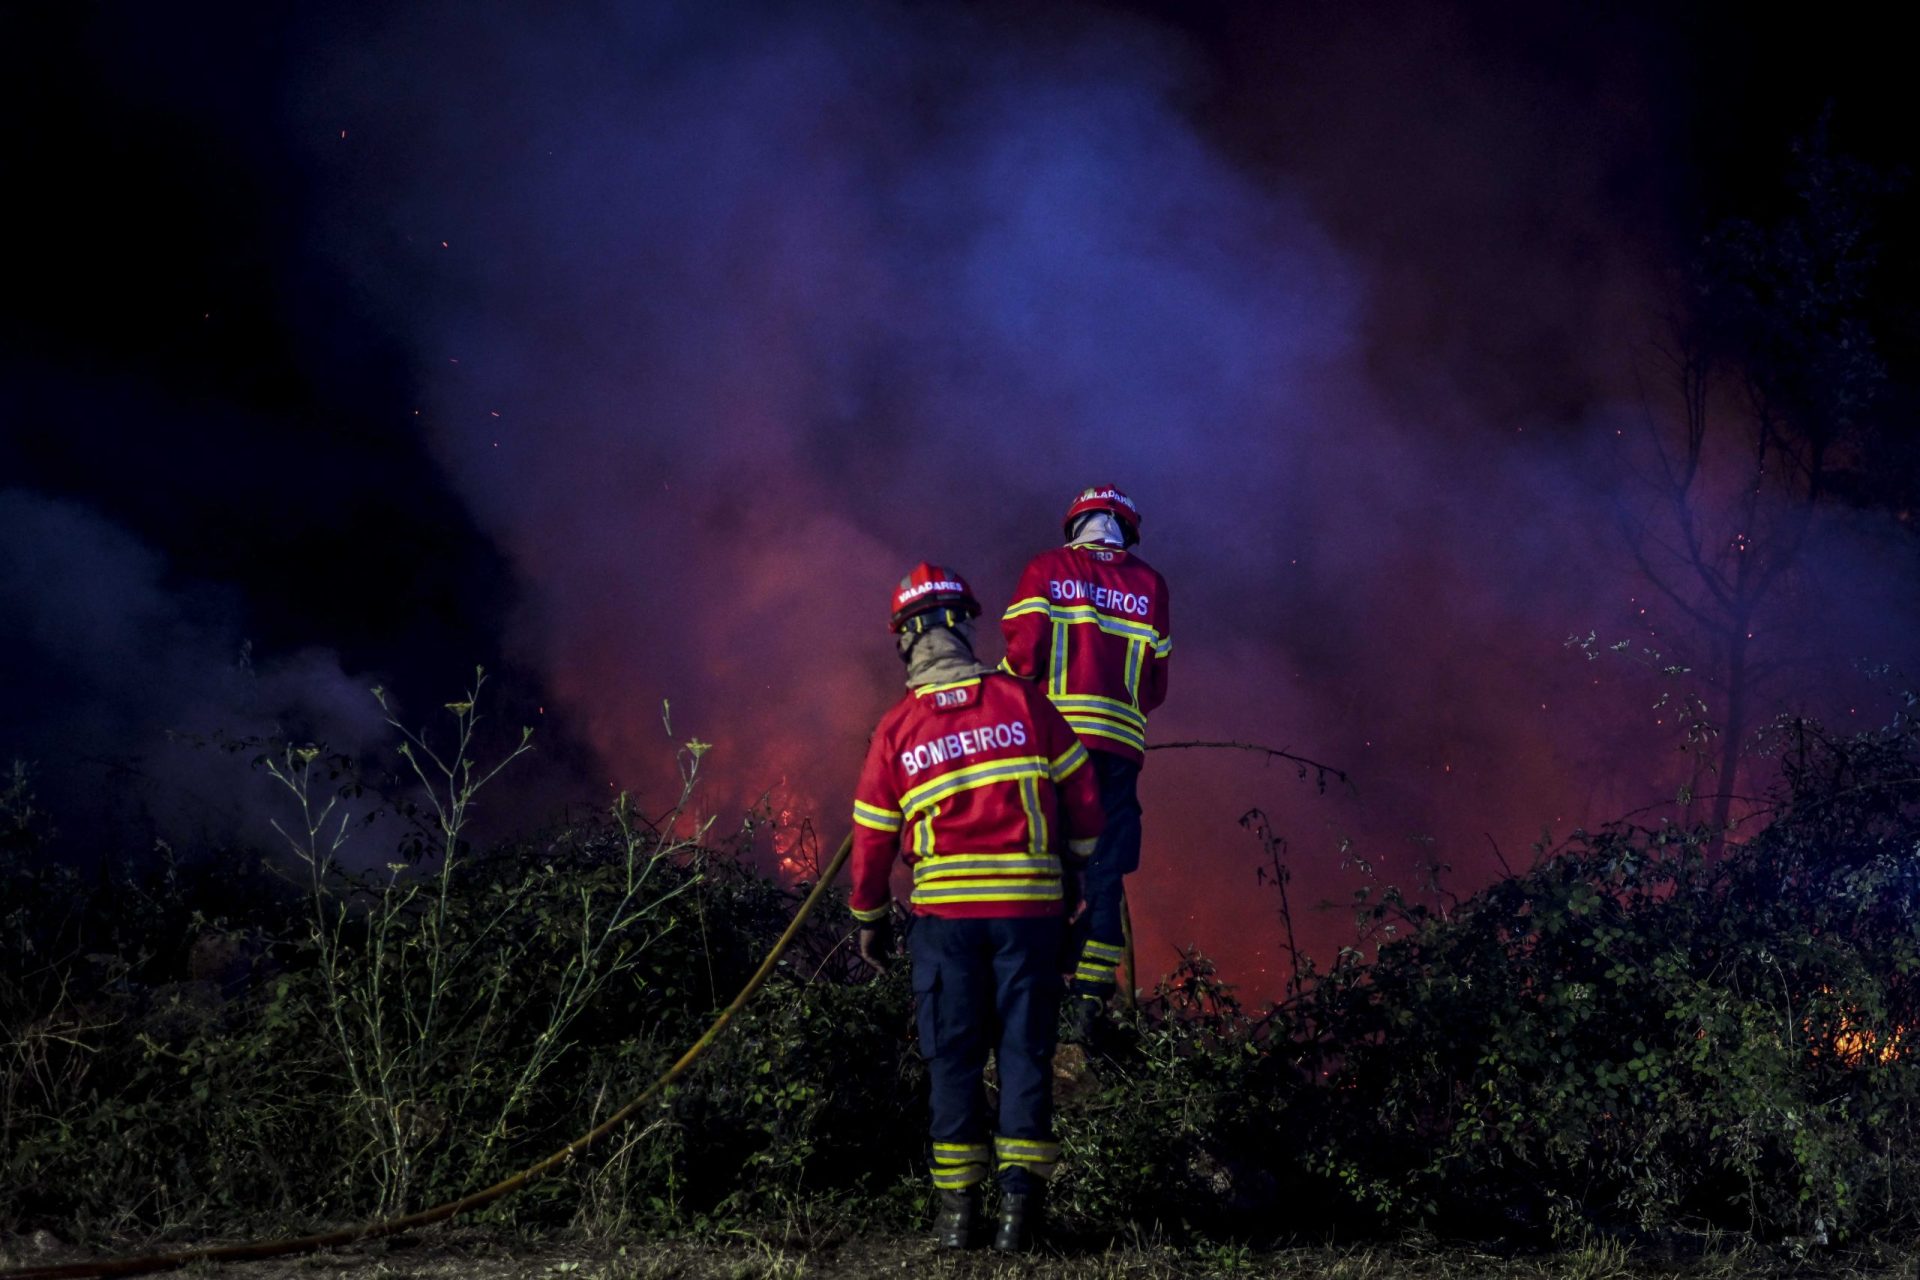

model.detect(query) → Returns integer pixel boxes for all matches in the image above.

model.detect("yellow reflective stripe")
[1073,724,1146,751]
[911,882,1063,906]
[933,1141,990,1157]
[1045,603,1161,645]
[1062,705,1144,730]
[995,1137,1061,1160]
[932,1167,988,1188]
[1154,635,1173,658]
[1050,693,1146,726]
[898,756,1049,815]
[1075,964,1117,983]
[851,902,891,923]
[853,800,902,832]
[1058,702,1146,734]
[1083,941,1126,961]
[995,1158,1057,1178]
[912,877,1063,896]
[912,801,938,860]
[914,853,1061,882]
[1048,619,1069,696]
[1020,775,1045,855]
[1063,714,1146,752]
[913,678,982,697]
[1013,597,1167,649]
[1123,638,1145,700]
[1049,741,1088,782]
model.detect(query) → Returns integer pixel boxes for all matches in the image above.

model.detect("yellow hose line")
[1,832,856,1280]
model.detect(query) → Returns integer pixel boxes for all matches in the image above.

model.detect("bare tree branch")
[1149,740,1354,792]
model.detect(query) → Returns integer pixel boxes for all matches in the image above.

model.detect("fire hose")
[0,833,857,1280]
[3,738,1324,1278]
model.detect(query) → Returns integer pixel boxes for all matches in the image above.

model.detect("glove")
[857,915,895,973]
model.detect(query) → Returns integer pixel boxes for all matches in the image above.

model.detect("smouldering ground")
[9,1230,1920,1280]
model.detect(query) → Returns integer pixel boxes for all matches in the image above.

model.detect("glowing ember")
[1812,989,1904,1065]
[766,776,821,882]
[1832,1021,1901,1066]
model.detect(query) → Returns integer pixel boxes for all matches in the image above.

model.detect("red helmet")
[889,562,982,634]
[1062,484,1141,545]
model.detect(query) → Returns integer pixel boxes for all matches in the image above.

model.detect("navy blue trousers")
[1071,752,1141,998]
[911,914,1063,1194]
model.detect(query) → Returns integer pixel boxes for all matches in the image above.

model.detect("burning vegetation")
[5,687,1920,1255]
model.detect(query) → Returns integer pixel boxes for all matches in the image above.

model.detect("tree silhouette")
[1623,123,1897,839]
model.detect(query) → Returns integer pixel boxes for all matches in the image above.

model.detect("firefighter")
[1001,485,1171,1043]
[851,562,1104,1251]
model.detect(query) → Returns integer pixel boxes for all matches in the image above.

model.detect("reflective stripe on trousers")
[910,914,1064,1193]
[1073,750,1142,997]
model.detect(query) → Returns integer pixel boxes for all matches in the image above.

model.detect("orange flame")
[1831,1015,1903,1066]
[1811,987,1904,1065]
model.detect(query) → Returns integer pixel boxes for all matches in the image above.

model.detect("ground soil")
[8,1228,1920,1280]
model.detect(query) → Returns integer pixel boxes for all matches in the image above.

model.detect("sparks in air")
[767,778,819,879]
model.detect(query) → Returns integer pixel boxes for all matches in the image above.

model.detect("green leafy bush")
[5,693,1920,1250]
[1284,705,1920,1243]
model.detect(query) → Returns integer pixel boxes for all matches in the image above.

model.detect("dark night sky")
[4,1,1917,992]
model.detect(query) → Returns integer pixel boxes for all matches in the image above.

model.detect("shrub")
[1286,705,1920,1243]
[5,691,1920,1250]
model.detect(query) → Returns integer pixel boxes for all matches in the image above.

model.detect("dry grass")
[10,1230,1920,1280]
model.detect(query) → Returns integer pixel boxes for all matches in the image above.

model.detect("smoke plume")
[26,0,1902,993]
[0,489,389,856]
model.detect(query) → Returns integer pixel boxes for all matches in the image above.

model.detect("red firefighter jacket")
[999,544,1172,764]
[850,673,1103,921]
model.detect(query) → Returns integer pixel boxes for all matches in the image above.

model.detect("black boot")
[933,1188,978,1249]
[993,1189,1040,1252]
